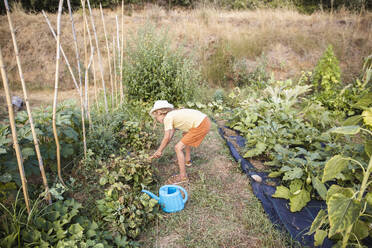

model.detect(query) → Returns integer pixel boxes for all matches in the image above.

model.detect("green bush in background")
[122,25,199,106]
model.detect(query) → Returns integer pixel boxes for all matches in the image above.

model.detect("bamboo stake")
[99,4,114,109]
[82,0,88,83]
[52,0,66,186]
[92,52,98,109]
[67,0,87,159]
[85,47,94,128]
[115,16,120,106]
[42,11,80,95]
[66,0,83,97]
[4,0,52,204]
[0,45,31,213]
[120,0,125,104]
[81,0,93,127]
[86,0,108,113]
[112,35,118,106]
[83,11,98,110]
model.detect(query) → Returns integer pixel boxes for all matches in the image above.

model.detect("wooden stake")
[99,4,114,109]
[4,0,51,204]
[0,44,31,213]
[52,0,66,186]
[120,0,125,104]
[85,47,94,128]
[92,52,98,109]
[82,0,88,82]
[67,0,87,158]
[115,16,120,106]
[82,10,99,110]
[112,35,118,106]
[87,0,108,113]
[42,11,80,94]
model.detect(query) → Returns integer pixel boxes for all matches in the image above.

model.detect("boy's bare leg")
[175,141,187,178]
[185,145,191,163]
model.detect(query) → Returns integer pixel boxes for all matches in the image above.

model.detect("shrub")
[122,25,199,105]
[96,152,158,239]
[311,45,342,110]
[87,101,156,159]
[203,40,234,87]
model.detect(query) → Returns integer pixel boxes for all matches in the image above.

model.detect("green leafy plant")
[123,25,199,105]
[308,125,372,247]
[0,101,82,188]
[96,152,159,239]
[311,45,342,110]
[226,81,324,159]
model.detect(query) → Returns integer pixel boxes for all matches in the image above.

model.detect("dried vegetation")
[0,4,371,90]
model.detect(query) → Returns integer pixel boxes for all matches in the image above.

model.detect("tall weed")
[122,25,200,105]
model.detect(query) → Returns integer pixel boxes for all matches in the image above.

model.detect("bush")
[122,25,199,105]
[311,45,342,110]
[87,100,156,159]
[96,152,158,239]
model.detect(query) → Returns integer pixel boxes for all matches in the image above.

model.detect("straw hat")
[149,100,174,117]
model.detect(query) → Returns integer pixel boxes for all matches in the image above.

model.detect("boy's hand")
[152,150,162,159]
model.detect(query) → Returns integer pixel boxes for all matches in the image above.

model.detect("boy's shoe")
[166,174,189,185]
[185,160,192,167]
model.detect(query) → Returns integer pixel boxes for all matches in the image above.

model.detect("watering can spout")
[142,189,160,202]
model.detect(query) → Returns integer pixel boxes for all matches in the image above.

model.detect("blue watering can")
[142,185,188,213]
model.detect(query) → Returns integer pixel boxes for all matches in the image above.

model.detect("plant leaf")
[329,126,360,135]
[365,140,372,158]
[328,193,361,237]
[326,185,354,204]
[268,171,283,178]
[366,192,372,207]
[283,167,303,181]
[272,186,290,200]
[322,155,349,183]
[342,115,362,126]
[353,92,372,109]
[309,209,327,235]
[289,189,310,212]
[312,176,327,200]
[314,229,327,246]
[351,220,369,241]
[22,147,35,159]
[0,173,12,183]
[362,108,372,127]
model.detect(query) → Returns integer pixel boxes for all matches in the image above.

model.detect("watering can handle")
[172,185,188,204]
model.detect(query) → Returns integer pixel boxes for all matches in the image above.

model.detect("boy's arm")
[151,129,175,158]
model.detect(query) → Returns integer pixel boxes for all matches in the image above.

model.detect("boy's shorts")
[181,117,211,147]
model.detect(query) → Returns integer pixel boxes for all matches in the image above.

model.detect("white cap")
[149,100,174,117]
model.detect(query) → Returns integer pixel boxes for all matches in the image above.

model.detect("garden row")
[208,46,372,247]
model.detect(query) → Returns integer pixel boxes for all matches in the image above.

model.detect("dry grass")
[0,5,371,90]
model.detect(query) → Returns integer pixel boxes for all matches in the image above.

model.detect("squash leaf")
[328,193,361,237]
[312,176,327,200]
[362,108,372,127]
[289,189,310,212]
[322,155,349,183]
[329,126,360,135]
[309,209,327,235]
[314,229,327,246]
[272,186,290,200]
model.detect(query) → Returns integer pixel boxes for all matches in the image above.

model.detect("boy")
[149,100,211,184]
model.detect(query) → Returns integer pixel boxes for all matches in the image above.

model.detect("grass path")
[139,122,296,248]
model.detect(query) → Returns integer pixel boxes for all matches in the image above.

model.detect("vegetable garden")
[1,1,372,247]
